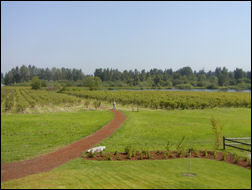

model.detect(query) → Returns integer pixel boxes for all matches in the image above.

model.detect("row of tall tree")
[3,65,84,85]
[2,65,251,89]
[94,67,251,88]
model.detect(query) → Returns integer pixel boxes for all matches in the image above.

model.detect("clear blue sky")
[1,1,251,74]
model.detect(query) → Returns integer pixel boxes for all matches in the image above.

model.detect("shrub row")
[63,88,251,110]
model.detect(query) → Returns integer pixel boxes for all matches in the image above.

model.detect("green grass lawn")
[1,105,251,189]
[1,158,251,189]
[98,108,251,155]
[1,110,113,163]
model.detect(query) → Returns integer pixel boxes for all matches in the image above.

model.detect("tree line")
[2,65,251,89]
[2,65,85,85]
[94,67,251,89]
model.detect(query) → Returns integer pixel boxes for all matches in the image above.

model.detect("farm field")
[1,110,113,163]
[62,87,251,109]
[2,158,251,189]
[1,87,82,113]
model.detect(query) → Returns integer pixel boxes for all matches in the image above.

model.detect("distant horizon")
[1,1,251,74]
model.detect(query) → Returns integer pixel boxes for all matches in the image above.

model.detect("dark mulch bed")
[81,150,251,170]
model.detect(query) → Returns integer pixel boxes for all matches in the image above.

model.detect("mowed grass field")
[2,158,251,189]
[1,110,113,163]
[98,108,251,154]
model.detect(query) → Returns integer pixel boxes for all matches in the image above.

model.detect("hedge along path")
[1,109,126,182]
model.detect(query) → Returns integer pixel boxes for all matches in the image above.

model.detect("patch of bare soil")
[82,150,251,170]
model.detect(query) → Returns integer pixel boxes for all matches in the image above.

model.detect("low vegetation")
[1,87,81,113]
[62,88,251,110]
[82,149,251,169]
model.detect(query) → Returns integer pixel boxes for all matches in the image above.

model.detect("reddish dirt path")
[1,109,126,182]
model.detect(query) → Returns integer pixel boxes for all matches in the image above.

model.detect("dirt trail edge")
[1,109,126,182]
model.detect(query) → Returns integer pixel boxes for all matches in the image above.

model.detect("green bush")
[107,155,112,161]
[213,151,217,159]
[203,150,208,157]
[175,83,192,89]
[176,136,186,152]
[127,152,132,159]
[93,100,101,110]
[233,154,239,164]
[57,86,66,93]
[88,152,95,158]
[85,100,90,108]
[194,150,200,157]
[131,151,135,157]
[140,152,144,160]
[41,80,47,87]
[99,151,104,157]
[185,150,190,158]
[164,151,168,159]
[223,152,227,161]
[31,77,41,90]
[146,151,150,159]
[124,145,132,155]
[165,141,171,152]
[248,159,251,167]
[177,150,183,158]
[141,150,150,159]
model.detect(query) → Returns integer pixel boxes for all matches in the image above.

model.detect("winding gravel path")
[1,109,126,182]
